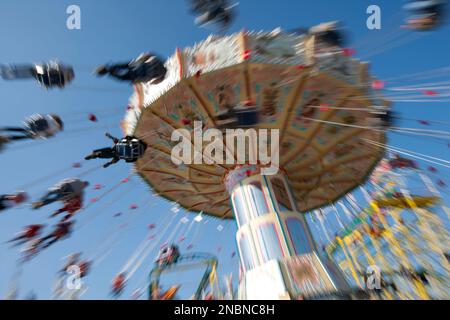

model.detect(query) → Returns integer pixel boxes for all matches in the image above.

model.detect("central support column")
[225,165,352,300]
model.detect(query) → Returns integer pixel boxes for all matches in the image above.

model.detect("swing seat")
[34,61,75,89]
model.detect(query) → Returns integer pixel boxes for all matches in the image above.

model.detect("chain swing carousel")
[121,24,391,300]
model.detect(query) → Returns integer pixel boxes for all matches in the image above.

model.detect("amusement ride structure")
[149,248,218,300]
[1,1,449,301]
[324,160,450,300]
[123,25,393,299]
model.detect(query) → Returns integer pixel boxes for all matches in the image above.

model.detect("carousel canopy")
[124,27,388,219]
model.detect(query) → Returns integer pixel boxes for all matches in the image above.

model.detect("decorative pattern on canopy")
[123,29,388,219]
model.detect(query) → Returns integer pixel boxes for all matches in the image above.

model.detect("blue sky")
[0,0,449,299]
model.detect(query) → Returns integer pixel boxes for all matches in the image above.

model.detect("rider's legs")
[38,189,65,207]
[85,147,115,160]
[107,64,134,81]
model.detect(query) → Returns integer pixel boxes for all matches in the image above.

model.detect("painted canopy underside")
[125,30,387,219]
